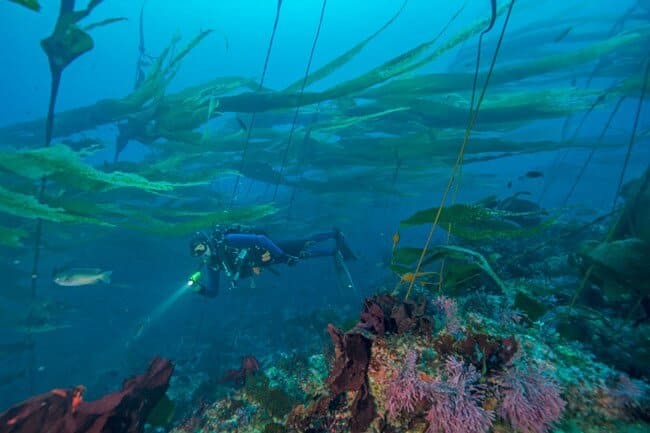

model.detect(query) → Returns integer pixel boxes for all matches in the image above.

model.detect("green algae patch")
[244,373,297,419]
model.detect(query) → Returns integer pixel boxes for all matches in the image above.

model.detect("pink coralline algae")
[424,357,494,433]
[498,366,566,433]
[385,351,430,419]
[385,353,494,433]
[433,295,461,335]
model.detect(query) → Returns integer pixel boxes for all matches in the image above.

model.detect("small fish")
[554,26,573,43]
[519,170,544,179]
[53,268,112,287]
[235,116,248,131]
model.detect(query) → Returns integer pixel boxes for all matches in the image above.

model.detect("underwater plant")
[423,357,494,433]
[385,350,428,419]
[7,0,40,11]
[498,366,566,433]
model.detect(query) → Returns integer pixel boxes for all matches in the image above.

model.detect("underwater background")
[0,0,649,432]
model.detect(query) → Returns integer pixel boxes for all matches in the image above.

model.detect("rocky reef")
[165,292,649,433]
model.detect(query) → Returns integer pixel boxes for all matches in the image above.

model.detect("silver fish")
[53,268,112,287]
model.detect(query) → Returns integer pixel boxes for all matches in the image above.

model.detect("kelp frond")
[8,0,40,12]
[119,29,212,111]
[282,0,409,92]
[166,29,213,75]
[82,17,127,32]
[0,144,205,193]
[122,203,278,236]
[400,203,554,240]
[391,244,507,293]
[0,185,109,226]
[314,107,410,133]
[0,225,28,247]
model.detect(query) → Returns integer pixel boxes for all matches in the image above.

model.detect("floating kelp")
[0,3,498,142]
[400,203,553,241]
[42,192,127,221]
[312,3,469,102]
[40,0,126,151]
[359,27,647,100]
[119,29,213,111]
[1,19,644,155]
[0,144,204,193]
[0,224,27,247]
[0,185,110,226]
[312,107,410,133]
[7,0,40,11]
[282,0,409,93]
[122,203,278,236]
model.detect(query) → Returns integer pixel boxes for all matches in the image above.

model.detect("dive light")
[187,271,202,287]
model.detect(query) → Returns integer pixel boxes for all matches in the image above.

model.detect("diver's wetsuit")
[199,231,339,297]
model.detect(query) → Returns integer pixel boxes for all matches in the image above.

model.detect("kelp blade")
[400,204,554,240]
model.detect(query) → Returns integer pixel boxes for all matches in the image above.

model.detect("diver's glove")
[286,255,300,266]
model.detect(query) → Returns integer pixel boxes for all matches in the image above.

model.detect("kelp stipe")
[469,0,497,113]
[612,59,649,214]
[405,0,516,301]
[24,0,124,392]
[441,0,497,291]
[273,0,329,202]
[568,57,650,315]
[563,95,627,206]
[231,0,284,204]
[538,91,608,205]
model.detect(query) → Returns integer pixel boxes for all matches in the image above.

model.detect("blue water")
[0,0,648,425]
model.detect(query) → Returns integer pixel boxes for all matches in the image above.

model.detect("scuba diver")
[188,224,358,297]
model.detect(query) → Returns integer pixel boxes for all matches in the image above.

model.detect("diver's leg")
[275,239,335,259]
[296,229,358,260]
[333,228,358,260]
[301,247,336,258]
[275,239,312,257]
[308,232,335,242]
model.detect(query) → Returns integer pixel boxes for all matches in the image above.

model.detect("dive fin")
[334,228,358,260]
[333,251,357,294]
